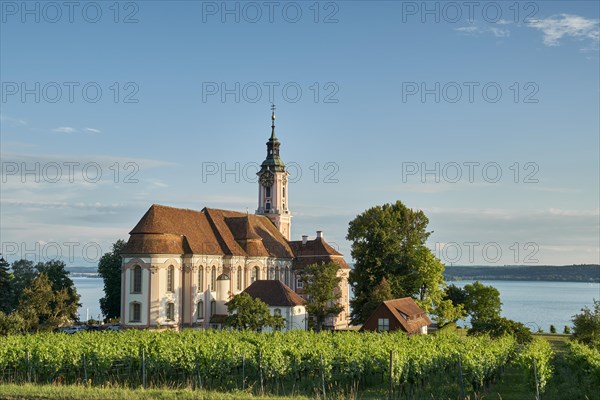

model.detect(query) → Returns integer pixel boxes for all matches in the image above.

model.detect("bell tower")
[256,105,291,240]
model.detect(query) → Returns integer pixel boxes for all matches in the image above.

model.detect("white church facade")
[120,109,350,330]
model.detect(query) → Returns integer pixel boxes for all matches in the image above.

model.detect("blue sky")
[1,0,599,267]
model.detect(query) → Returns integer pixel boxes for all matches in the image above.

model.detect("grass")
[0,384,309,400]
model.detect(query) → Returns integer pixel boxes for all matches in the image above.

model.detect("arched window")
[166,302,175,321]
[198,266,204,291]
[251,266,259,283]
[284,268,290,286]
[197,300,204,320]
[237,266,242,290]
[210,300,216,316]
[129,302,141,322]
[211,266,217,290]
[275,266,280,281]
[132,265,142,293]
[244,268,249,287]
[167,265,175,292]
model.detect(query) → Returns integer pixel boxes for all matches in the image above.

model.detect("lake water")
[452,280,599,331]
[73,277,600,330]
[73,277,104,322]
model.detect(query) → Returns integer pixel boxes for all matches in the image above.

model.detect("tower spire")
[270,104,276,139]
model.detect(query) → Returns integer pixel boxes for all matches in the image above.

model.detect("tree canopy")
[463,281,502,322]
[346,200,455,324]
[297,261,344,331]
[0,256,12,314]
[0,259,80,335]
[572,299,600,348]
[98,240,126,320]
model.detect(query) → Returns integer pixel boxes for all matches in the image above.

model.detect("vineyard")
[0,330,553,398]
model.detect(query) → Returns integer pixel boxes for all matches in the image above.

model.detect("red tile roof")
[289,238,351,270]
[122,204,295,258]
[243,280,305,307]
[122,205,351,270]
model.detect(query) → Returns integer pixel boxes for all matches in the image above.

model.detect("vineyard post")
[320,354,326,398]
[82,353,88,387]
[259,349,264,394]
[458,354,465,399]
[26,351,31,384]
[242,351,245,390]
[141,347,147,389]
[533,358,540,400]
[388,350,393,400]
[195,355,202,389]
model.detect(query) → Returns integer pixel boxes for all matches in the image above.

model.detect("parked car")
[60,326,86,334]
[105,324,121,332]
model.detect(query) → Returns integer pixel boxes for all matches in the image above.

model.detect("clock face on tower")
[260,171,274,187]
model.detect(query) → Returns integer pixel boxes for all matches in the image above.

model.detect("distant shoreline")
[444,264,600,283]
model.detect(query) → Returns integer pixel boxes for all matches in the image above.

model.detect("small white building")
[240,279,307,331]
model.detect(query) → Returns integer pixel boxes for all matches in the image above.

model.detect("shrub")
[469,317,533,344]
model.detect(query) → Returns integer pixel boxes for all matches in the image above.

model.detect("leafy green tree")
[17,273,76,332]
[225,293,281,331]
[36,260,80,321]
[432,298,466,327]
[469,316,532,344]
[464,281,502,322]
[346,201,449,324]
[98,240,126,320]
[572,299,600,348]
[9,259,37,311]
[297,261,343,331]
[0,256,13,314]
[361,277,393,319]
[444,284,468,307]
[0,311,25,336]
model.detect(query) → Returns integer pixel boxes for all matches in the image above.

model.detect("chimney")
[316,230,323,239]
[302,235,308,245]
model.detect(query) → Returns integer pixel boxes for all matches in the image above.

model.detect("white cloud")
[53,126,77,134]
[527,14,600,47]
[52,127,102,134]
[455,25,510,38]
[0,114,28,127]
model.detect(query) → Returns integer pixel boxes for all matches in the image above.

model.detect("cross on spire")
[270,104,276,139]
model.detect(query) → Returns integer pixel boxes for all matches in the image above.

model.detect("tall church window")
[251,266,259,283]
[210,300,216,316]
[211,266,217,290]
[265,186,271,198]
[284,268,290,286]
[237,266,242,290]
[130,302,141,322]
[167,265,175,292]
[197,300,204,320]
[198,266,204,291]
[132,266,142,293]
[166,302,175,321]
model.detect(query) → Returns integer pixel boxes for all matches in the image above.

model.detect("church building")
[120,109,351,330]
